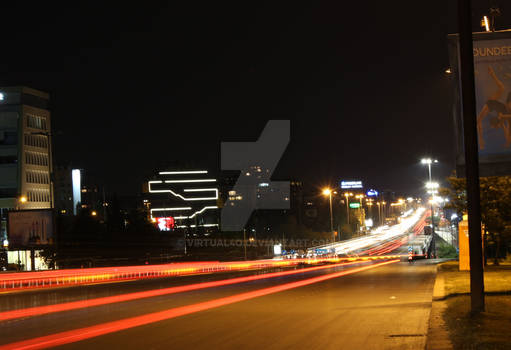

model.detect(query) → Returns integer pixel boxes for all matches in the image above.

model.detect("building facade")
[0,87,53,210]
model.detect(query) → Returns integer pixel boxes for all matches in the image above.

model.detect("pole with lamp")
[421,158,438,258]
[344,192,353,225]
[323,189,335,242]
[355,194,364,233]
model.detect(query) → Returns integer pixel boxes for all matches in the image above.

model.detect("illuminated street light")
[19,196,27,203]
[421,157,438,257]
[344,192,353,225]
[481,15,490,32]
[91,210,97,216]
[323,188,334,241]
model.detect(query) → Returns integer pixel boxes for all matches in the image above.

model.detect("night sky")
[2,1,511,196]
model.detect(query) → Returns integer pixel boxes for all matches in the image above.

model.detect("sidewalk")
[426,260,511,350]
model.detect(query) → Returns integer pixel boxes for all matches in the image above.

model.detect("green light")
[349,202,360,209]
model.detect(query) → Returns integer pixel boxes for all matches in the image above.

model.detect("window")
[0,131,18,145]
[25,151,48,166]
[24,134,48,149]
[0,155,17,164]
[26,114,47,130]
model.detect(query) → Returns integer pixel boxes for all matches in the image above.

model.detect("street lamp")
[16,196,28,210]
[421,158,438,257]
[355,194,365,233]
[344,192,353,225]
[323,188,334,241]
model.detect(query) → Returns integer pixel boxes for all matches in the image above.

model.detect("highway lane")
[0,260,383,345]
[0,259,437,349]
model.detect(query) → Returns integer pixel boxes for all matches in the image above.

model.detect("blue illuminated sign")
[366,189,378,197]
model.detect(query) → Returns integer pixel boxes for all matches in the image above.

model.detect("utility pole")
[458,0,485,313]
[243,228,247,260]
[328,192,334,241]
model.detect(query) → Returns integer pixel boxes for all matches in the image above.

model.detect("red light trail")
[0,259,399,350]
[0,259,371,322]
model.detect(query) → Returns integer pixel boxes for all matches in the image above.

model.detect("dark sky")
[2,1,511,196]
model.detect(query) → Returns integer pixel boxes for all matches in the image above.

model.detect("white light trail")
[158,170,208,175]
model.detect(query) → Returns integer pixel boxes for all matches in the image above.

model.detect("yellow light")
[91,211,97,216]
[19,196,27,203]
[481,15,490,32]
[322,188,332,196]
[151,217,157,223]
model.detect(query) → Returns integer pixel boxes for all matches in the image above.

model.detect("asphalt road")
[0,259,438,350]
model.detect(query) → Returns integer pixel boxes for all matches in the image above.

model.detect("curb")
[426,264,453,350]
[432,264,445,301]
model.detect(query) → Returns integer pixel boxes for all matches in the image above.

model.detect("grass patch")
[444,295,511,350]
[438,261,511,296]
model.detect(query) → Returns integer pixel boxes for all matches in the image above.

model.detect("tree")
[440,176,511,264]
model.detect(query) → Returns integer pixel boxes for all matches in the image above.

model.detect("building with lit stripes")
[145,170,219,232]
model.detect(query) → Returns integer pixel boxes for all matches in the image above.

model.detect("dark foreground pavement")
[0,260,438,350]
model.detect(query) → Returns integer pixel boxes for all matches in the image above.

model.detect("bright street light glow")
[421,158,438,164]
[19,196,27,203]
[0,92,4,101]
[425,182,439,189]
[322,188,332,196]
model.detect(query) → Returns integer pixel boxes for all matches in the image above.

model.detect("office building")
[0,86,53,211]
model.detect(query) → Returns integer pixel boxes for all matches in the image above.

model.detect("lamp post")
[344,192,353,225]
[355,194,364,233]
[421,158,438,257]
[323,189,334,241]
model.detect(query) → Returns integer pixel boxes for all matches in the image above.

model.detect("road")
[0,259,438,350]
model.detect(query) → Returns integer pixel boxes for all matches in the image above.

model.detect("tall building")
[0,87,53,210]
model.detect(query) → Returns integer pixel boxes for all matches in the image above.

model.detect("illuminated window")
[26,114,47,130]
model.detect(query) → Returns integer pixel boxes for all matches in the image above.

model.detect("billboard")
[7,210,54,247]
[449,30,511,176]
[156,217,175,231]
[340,180,363,189]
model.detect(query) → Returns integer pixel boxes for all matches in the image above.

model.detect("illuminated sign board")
[7,210,54,247]
[72,169,81,216]
[366,189,378,197]
[157,217,175,231]
[349,202,361,209]
[340,180,363,189]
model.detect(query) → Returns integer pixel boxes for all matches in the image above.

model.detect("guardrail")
[0,256,401,292]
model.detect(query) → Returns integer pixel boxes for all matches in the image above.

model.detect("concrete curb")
[426,264,453,350]
[432,264,445,301]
